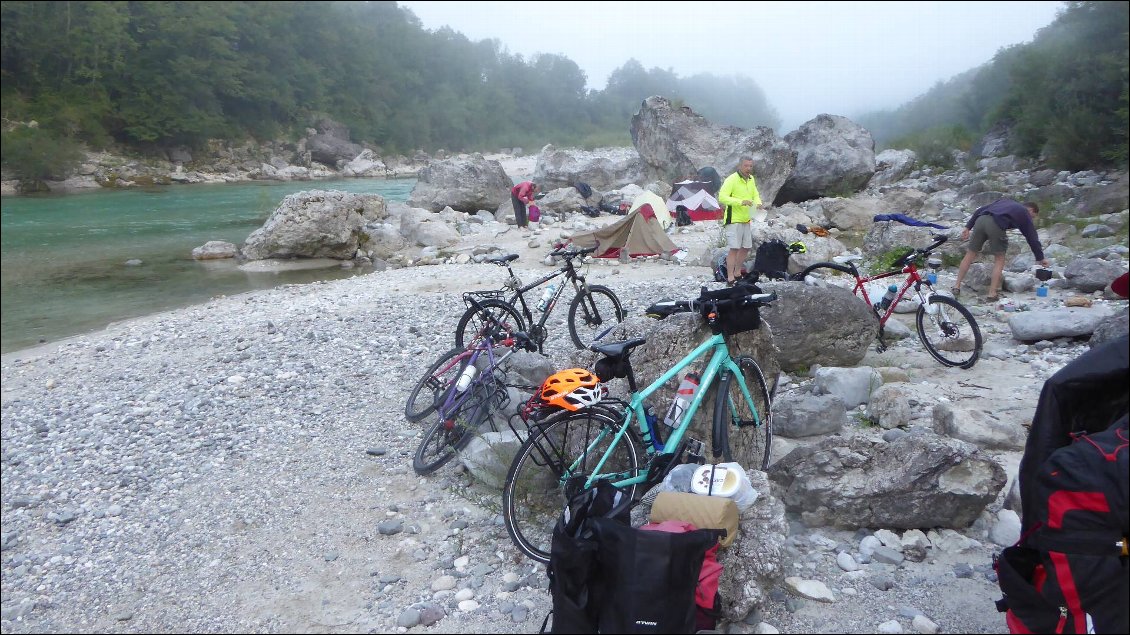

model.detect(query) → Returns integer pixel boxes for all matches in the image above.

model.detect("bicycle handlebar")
[894,235,949,268]
[549,243,597,259]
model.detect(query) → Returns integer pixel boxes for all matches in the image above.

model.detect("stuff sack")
[574,181,594,199]
[675,205,693,227]
[752,239,790,280]
[995,416,1129,634]
[713,253,728,283]
[528,204,541,223]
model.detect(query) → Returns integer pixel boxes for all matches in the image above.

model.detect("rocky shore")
[4,100,1128,633]
[2,214,1126,633]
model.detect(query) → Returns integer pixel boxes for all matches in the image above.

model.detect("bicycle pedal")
[685,437,706,461]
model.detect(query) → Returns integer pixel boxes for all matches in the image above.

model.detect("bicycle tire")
[404,346,467,423]
[502,407,640,564]
[454,298,525,350]
[789,261,854,282]
[713,355,773,471]
[916,295,982,369]
[412,381,490,475]
[567,285,625,349]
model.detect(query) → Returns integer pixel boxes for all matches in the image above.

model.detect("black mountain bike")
[454,245,625,352]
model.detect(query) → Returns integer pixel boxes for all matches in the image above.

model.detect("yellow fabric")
[717,172,762,224]
[650,491,739,548]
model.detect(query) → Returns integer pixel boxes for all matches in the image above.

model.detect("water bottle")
[537,283,557,311]
[880,284,898,310]
[454,363,478,392]
[663,372,700,429]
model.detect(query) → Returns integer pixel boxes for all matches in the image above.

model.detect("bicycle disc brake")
[528,325,548,347]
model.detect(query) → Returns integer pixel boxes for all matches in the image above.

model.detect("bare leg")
[954,249,979,291]
[735,247,750,277]
[726,249,739,282]
[989,253,1006,297]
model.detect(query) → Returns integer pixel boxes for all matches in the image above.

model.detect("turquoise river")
[0,178,414,354]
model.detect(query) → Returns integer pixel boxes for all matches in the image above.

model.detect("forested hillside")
[858,1,1128,171]
[0,0,777,179]
[3,1,1125,180]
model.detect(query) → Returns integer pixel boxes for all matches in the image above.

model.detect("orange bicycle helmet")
[539,368,602,411]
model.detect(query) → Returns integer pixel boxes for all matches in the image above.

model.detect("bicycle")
[453,245,625,352]
[501,282,777,563]
[788,234,983,369]
[412,298,538,475]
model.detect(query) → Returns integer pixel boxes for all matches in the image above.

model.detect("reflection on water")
[1,178,414,353]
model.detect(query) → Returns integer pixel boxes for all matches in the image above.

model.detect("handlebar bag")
[697,284,763,336]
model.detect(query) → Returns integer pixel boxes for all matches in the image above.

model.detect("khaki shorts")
[726,222,753,249]
[968,214,1007,255]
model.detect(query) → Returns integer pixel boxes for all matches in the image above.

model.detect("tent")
[628,191,673,230]
[568,205,679,260]
[666,181,722,221]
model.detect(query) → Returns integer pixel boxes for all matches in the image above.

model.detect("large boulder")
[811,195,881,231]
[868,149,917,188]
[630,96,795,204]
[532,145,646,191]
[306,134,364,168]
[777,115,877,203]
[862,219,960,260]
[1008,307,1118,342]
[241,190,388,260]
[1069,172,1130,216]
[340,149,387,177]
[769,431,1006,529]
[759,281,878,372]
[1063,258,1128,293]
[407,154,512,213]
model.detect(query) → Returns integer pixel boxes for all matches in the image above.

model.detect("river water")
[0,178,414,353]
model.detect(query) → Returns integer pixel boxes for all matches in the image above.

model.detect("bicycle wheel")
[713,355,773,471]
[567,285,625,349]
[404,347,467,423]
[916,295,982,369]
[502,407,640,564]
[412,382,490,475]
[790,262,853,282]
[454,299,525,349]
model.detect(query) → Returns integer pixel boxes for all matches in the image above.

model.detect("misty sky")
[399,0,1064,132]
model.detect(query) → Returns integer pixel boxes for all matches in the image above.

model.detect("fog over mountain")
[400,0,1063,132]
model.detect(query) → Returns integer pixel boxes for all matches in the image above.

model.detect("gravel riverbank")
[2,220,1090,633]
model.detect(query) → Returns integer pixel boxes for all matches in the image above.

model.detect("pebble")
[912,614,940,634]
[836,551,860,572]
[431,575,457,592]
[457,599,480,612]
[877,619,904,634]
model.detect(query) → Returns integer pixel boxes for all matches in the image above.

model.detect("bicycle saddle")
[590,337,646,358]
[487,254,520,265]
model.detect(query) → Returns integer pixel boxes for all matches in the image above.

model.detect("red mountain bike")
[789,234,982,369]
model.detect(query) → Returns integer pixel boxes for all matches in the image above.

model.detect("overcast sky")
[398,1,1064,132]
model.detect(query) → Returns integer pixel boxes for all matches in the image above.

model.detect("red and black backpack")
[996,334,1129,634]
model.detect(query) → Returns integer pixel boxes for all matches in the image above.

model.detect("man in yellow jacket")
[717,156,766,285]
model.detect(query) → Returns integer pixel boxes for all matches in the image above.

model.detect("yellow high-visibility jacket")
[717,172,762,224]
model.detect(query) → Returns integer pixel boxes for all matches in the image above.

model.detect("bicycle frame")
[438,302,526,423]
[844,261,933,327]
[568,334,760,490]
[474,249,598,342]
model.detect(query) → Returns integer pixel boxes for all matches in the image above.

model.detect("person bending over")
[953,198,1048,302]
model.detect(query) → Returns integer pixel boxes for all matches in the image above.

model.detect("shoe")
[726,280,736,287]
[986,294,1000,302]
[950,286,961,297]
